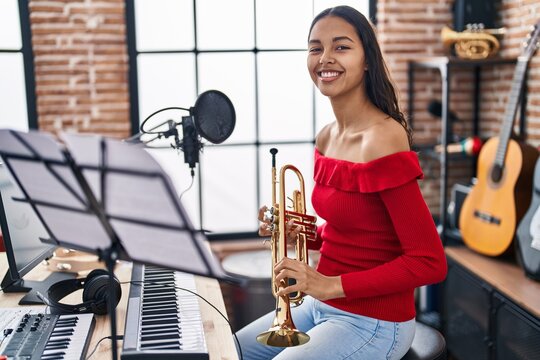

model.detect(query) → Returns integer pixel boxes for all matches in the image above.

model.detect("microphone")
[136,90,236,175]
[181,115,200,176]
[180,90,235,174]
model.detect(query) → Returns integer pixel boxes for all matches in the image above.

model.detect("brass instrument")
[441,24,506,59]
[256,148,317,347]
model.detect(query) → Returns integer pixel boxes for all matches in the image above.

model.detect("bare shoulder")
[361,118,410,162]
[315,122,334,153]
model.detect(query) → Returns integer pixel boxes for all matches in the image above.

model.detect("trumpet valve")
[265,207,280,226]
[263,213,274,223]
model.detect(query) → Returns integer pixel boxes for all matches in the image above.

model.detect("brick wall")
[379,0,540,215]
[29,0,130,138]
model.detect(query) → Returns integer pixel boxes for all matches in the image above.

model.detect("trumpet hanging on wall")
[441,24,506,60]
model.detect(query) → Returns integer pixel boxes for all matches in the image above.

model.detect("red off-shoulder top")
[310,149,447,322]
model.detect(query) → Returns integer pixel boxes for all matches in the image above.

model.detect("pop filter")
[191,90,236,144]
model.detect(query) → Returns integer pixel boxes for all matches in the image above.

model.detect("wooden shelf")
[408,56,517,69]
[446,246,540,318]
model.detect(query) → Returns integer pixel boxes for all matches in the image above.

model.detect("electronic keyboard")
[121,264,208,359]
[2,312,94,360]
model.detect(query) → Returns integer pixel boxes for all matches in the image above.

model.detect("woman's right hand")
[257,205,301,245]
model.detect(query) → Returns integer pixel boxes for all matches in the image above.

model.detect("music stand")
[0,129,235,360]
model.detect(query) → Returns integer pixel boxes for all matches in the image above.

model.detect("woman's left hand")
[274,257,345,301]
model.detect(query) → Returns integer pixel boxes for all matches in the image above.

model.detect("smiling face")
[307,16,367,100]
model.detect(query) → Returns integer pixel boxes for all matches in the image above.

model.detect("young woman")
[236,6,447,359]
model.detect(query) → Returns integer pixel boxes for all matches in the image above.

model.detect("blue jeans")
[236,296,415,360]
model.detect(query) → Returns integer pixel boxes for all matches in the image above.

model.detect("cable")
[85,335,124,360]
[179,173,195,200]
[140,107,189,135]
[124,280,243,360]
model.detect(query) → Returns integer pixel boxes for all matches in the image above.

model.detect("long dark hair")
[309,6,413,146]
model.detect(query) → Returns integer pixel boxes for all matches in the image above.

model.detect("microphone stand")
[123,119,178,146]
[124,116,202,176]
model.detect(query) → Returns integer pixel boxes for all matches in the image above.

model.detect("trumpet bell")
[256,326,310,347]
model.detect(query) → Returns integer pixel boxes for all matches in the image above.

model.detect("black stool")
[402,322,446,360]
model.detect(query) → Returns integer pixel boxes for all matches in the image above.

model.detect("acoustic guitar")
[516,158,540,280]
[459,22,540,257]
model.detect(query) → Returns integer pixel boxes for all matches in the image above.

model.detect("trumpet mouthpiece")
[270,148,278,167]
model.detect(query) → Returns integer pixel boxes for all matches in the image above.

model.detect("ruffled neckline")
[314,148,424,193]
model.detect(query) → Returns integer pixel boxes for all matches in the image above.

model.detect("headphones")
[42,269,122,315]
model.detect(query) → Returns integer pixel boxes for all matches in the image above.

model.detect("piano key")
[141,333,180,342]
[41,351,66,358]
[142,307,179,316]
[140,343,181,350]
[140,338,184,347]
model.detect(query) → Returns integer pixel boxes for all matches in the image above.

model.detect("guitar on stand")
[459,22,540,257]
[516,157,540,280]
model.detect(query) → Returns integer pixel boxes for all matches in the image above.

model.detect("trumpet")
[441,24,505,59]
[256,148,317,347]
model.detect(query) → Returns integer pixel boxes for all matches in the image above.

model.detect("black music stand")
[0,129,235,360]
